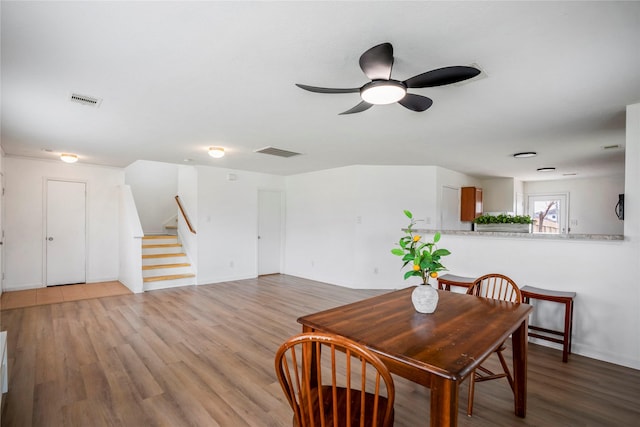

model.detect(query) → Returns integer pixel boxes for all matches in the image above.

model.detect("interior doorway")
[45,179,87,286]
[258,190,283,276]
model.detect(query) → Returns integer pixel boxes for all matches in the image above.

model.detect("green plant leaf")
[404,270,420,280]
[404,210,413,219]
[433,249,451,257]
[433,232,441,243]
[391,248,404,256]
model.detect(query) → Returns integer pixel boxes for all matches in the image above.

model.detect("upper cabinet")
[461,187,483,221]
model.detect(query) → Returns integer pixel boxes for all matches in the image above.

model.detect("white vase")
[411,284,439,313]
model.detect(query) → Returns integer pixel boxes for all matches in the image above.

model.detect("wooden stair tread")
[142,243,182,249]
[143,273,195,283]
[142,253,186,259]
[142,263,191,270]
[143,235,176,240]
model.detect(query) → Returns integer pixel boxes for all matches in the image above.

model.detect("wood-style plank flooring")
[1,274,639,426]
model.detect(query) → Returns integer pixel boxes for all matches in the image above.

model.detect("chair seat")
[296,386,394,427]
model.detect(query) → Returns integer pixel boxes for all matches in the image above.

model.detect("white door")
[258,190,283,275]
[528,193,569,234]
[46,180,86,286]
[441,186,463,230]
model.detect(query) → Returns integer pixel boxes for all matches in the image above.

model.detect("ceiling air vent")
[601,144,622,150]
[69,93,102,107]
[254,146,301,158]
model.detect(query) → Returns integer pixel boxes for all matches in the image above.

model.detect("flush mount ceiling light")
[208,147,225,158]
[360,80,407,105]
[60,153,78,163]
[513,152,537,158]
[537,167,556,172]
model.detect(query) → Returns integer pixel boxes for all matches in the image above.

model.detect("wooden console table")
[520,286,576,363]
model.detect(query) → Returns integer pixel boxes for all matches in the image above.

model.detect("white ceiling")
[2,1,639,181]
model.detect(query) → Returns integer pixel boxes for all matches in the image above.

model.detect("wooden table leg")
[511,318,528,417]
[430,376,458,427]
[563,299,572,363]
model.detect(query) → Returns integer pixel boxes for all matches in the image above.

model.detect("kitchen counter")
[409,229,624,241]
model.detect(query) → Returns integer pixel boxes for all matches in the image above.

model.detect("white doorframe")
[43,178,89,286]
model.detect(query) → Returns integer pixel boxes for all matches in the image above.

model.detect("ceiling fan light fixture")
[60,153,78,163]
[360,80,406,105]
[208,147,225,158]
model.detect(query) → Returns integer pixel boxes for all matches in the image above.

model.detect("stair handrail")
[175,195,196,234]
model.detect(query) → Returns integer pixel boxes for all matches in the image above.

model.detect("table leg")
[429,376,458,427]
[511,318,528,417]
[563,300,572,363]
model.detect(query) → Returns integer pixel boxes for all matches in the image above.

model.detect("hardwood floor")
[1,274,639,426]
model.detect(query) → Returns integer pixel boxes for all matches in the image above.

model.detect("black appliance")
[615,194,624,220]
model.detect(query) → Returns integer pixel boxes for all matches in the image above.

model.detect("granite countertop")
[409,229,624,241]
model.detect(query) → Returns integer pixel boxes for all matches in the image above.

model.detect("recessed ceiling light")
[60,153,78,163]
[537,167,555,172]
[513,152,537,158]
[208,147,225,158]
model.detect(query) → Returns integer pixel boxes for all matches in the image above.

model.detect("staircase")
[142,235,195,291]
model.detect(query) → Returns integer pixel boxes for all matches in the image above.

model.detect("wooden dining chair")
[466,273,523,416]
[274,332,395,427]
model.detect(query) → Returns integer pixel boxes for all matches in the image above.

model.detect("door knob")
[48,237,54,241]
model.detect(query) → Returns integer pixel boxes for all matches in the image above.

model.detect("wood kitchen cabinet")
[461,187,483,221]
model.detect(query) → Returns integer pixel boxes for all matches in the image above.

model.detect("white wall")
[481,177,515,213]
[524,175,624,235]
[118,185,144,293]
[285,165,455,289]
[124,160,178,234]
[4,157,124,290]
[195,166,285,284]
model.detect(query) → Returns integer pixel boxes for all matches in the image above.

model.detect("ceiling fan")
[296,42,480,115]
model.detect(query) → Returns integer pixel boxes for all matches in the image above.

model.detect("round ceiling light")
[513,152,537,158]
[537,167,556,172]
[60,153,78,163]
[360,80,407,105]
[208,147,225,158]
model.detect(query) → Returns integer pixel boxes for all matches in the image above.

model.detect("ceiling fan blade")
[359,42,394,80]
[339,101,373,115]
[404,66,481,88]
[296,84,360,94]
[398,94,433,112]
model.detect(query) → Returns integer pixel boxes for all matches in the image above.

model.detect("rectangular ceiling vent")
[70,93,102,107]
[254,146,301,158]
[601,144,622,150]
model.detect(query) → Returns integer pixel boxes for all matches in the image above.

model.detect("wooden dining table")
[298,286,533,427]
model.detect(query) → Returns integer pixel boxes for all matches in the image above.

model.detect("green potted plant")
[473,213,533,233]
[391,210,451,313]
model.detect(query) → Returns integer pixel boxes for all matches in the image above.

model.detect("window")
[527,193,569,234]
